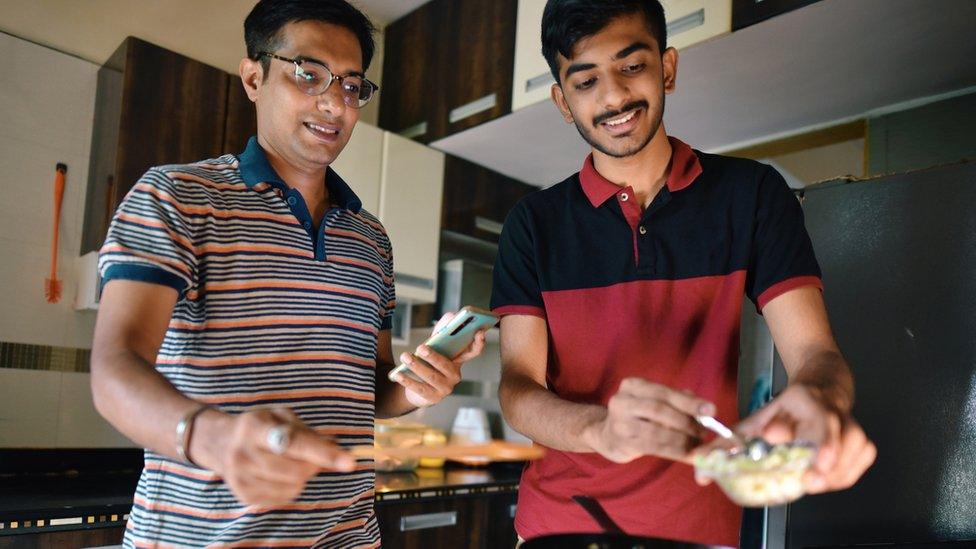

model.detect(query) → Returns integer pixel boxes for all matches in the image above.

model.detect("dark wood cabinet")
[441,155,536,243]
[378,0,518,143]
[376,491,517,549]
[732,0,823,31]
[431,0,518,139]
[378,1,439,143]
[223,75,257,155]
[81,37,250,254]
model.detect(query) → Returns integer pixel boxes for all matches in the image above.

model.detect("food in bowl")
[694,441,816,507]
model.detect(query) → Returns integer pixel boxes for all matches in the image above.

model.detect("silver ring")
[266,424,292,455]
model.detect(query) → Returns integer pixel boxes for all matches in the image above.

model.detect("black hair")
[245,0,376,75]
[541,0,667,83]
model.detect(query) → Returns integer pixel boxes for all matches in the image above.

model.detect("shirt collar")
[579,136,703,208]
[237,135,363,213]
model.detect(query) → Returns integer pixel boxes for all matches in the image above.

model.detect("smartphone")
[388,306,499,383]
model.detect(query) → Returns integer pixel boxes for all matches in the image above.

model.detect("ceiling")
[0,0,429,73]
[432,0,976,187]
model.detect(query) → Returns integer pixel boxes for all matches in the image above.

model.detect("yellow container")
[419,428,447,468]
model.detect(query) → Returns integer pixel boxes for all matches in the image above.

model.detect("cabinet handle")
[399,121,427,139]
[449,93,497,124]
[525,72,555,94]
[395,272,435,290]
[474,216,504,236]
[509,503,517,519]
[667,8,705,36]
[400,511,458,531]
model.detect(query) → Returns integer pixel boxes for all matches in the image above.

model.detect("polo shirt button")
[620,193,629,201]
[287,196,297,206]
[639,225,647,235]
[303,221,311,229]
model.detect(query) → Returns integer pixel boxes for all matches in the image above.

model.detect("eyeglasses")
[257,51,379,108]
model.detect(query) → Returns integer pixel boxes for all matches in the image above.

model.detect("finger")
[415,346,462,379]
[399,352,455,394]
[618,378,715,418]
[454,330,487,363]
[825,428,875,491]
[246,447,320,484]
[810,413,842,474]
[735,401,783,439]
[283,429,356,472]
[627,397,704,438]
[392,368,439,405]
[841,439,877,489]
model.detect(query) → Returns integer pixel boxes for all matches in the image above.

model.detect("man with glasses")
[90,1,483,547]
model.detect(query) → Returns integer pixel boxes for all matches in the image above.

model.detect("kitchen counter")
[0,463,523,536]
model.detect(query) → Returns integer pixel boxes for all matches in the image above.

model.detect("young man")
[90,1,483,547]
[491,1,876,546]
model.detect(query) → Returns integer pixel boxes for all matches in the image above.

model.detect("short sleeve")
[746,166,823,311]
[490,201,545,318]
[379,231,397,331]
[98,169,198,296]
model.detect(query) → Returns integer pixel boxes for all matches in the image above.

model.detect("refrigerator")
[739,161,976,548]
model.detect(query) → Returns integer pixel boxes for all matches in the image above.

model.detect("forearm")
[90,347,230,467]
[786,348,854,414]
[374,359,417,418]
[499,370,605,452]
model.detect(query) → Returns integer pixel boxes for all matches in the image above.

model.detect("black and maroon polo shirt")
[490,136,822,546]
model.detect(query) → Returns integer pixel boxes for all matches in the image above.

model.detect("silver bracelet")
[175,404,211,466]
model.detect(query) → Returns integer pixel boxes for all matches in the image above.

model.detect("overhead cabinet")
[441,155,536,244]
[379,0,518,143]
[81,37,233,254]
[511,0,732,112]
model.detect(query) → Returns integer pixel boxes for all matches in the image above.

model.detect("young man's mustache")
[592,100,649,126]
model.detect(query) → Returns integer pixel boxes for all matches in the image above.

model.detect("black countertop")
[0,462,524,532]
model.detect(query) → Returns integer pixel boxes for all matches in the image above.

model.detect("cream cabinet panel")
[662,0,732,51]
[379,132,445,304]
[331,121,384,214]
[511,0,552,112]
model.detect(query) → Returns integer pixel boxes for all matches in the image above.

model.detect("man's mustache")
[592,100,649,126]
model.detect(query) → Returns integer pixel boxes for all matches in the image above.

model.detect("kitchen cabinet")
[441,155,537,243]
[376,490,517,549]
[378,0,438,142]
[662,0,733,50]
[432,0,518,139]
[80,37,233,254]
[331,122,384,214]
[223,74,257,156]
[378,0,518,143]
[379,132,445,303]
[732,0,821,31]
[511,0,732,112]
[511,0,553,112]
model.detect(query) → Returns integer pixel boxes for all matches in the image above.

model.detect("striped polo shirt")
[491,137,822,546]
[99,136,395,548]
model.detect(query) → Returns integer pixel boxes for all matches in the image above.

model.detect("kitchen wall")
[0,32,131,448]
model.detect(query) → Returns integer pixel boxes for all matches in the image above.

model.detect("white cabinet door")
[331,121,384,214]
[511,0,552,112]
[379,132,444,304]
[662,0,732,51]
[511,0,732,112]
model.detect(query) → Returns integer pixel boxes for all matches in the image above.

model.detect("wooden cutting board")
[350,440,545,462]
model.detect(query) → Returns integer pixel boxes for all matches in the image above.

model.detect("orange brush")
[45,163,67,303]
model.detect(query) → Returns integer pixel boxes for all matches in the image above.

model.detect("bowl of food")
[694,440,816,507]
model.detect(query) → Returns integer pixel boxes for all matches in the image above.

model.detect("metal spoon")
[695,415,771,460]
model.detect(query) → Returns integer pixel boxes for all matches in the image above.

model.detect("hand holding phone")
[388,306,498,383]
